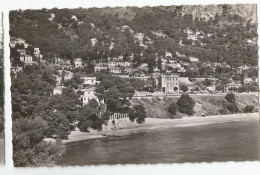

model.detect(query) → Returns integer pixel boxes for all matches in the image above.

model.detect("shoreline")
[62,112,259,144]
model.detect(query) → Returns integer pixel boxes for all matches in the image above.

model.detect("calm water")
[57,119,259,165]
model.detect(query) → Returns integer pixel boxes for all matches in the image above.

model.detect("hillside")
[9,4,258,67]
[131,93,258,119]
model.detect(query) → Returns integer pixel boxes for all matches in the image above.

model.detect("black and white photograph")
[9,4,259,167]
[0,11,4,165]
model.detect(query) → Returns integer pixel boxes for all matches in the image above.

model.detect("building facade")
[161,74,179,94]
[82,88,99,105]
[83,77,96,88]
[74,58,83,68]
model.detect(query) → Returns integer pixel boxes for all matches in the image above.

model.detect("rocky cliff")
[131,93,258,119]
[181,4,257,22]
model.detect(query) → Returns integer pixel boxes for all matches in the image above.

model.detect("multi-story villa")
[83,77,96,88]
[94,63,108,72]
[161,74,179,94]
[82,88,99,105]
[20,55,37,65]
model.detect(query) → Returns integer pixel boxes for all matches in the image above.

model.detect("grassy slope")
[131,94,259,119]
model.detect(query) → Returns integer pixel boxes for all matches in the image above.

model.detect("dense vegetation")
[10,6,258,68]
[11,64,146,166]
[218,92,239,114]
[168,102,178,116]
[9,5,258,166]
[177,94,195,115]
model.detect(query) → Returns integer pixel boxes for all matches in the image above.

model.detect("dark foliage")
[227,103,239,113]
[243,105,254,113]
[129,105,147,124]
[168,102,178,115]
[177,94,195,115]
[225,93,236,103]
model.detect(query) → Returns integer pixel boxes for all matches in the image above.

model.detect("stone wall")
[102,113,135,130]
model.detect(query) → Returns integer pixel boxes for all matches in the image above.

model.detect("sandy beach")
[62,113,259,144]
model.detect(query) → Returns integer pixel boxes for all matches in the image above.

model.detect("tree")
[215,85,224,92]
[225,93,236,103]
[129,108,136,122]
[168,102,178,115]
[134,105,147,124]
[13,117,64,167]
[180,85,188,93]
[243,105,254,113]
[78,104,99,132]
[129,105,147,124]
[203,79,212,86]
[227,103,239,113]
[88,99,99,108]
[177,94,195,115]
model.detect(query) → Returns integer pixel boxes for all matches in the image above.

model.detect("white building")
[74,58,83,68]
[110,67,122,74]
[53,86,64,95]
[64,71,73,81]
[82,88,99,105]
[20,55,37,65]
[108,61,131,68]
[207,85,215,91]
[34,48,42,58]
[161,74,180,94]
[189,57,199,62]
[165,52,173,58]
[94,63,108,72]
[83,77,96,87]
[244,78,254,84]
[226,83,242,92]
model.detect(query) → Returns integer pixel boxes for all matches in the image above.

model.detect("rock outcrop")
[181,4,257,22]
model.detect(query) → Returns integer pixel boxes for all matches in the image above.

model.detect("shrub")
[225,93,236,103]
[168,102,178,115]
[243,105,254,113]
[129,108,136,122]
[177,94,195,115]
[215,85,224,92]
[129,104,147,124]
[135,105,147,124]
[78,119,93,132]
[180,85,188,92]
[218,108,228,115]
[88,114,104,131]
[13,117,65,167]
[88,99,99,109]
[227,103,239,113]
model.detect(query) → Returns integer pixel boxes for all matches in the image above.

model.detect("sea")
[57,117,259,166]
